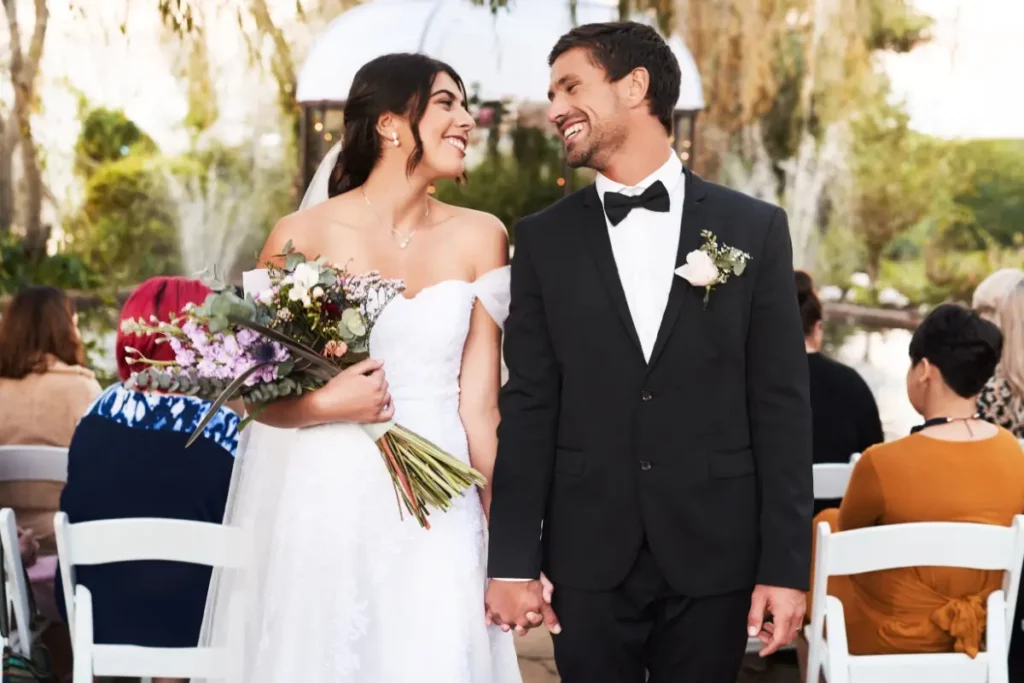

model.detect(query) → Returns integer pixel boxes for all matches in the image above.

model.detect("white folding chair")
[0,508,35,656]
[805,515,1024,683]
[747,453,864,655]
[55,513,251,681]
[0,445,68,483]
[812,453,861,501]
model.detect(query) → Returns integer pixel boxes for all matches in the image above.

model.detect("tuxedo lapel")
[580,186,645,357]
[647,170,708,372]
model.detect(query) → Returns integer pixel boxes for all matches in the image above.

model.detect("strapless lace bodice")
[370,267,511,405]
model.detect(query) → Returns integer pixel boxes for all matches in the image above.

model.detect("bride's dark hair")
[328,53,468,197]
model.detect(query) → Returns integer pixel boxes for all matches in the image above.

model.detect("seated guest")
[796,272,884,513]
[56,277,240,668]
[0,286,101,552]
[799,304,1024,673]
[978,279,1024,438]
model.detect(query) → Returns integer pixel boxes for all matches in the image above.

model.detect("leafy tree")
[948,139,1024,248]
[64,155,196,285]
[74,107,159,179]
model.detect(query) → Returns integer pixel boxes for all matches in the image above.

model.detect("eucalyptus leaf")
[187,361,273,447]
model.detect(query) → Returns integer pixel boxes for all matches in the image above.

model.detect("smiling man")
[485,21,814,683]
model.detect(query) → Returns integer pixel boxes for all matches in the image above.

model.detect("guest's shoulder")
[88,384,241,457]
[45,362,102,398]
[814,354,874,394]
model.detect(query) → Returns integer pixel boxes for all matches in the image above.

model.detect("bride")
[197,53,521,682]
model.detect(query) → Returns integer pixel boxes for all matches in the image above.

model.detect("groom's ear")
[623,67,651,109]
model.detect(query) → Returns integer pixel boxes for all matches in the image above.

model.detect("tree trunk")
[3,0,50,260]
[0,119,13,235]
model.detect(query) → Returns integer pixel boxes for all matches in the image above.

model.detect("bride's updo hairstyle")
[328,53,468,197]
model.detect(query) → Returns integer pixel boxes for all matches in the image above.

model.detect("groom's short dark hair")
[549,21,681,133]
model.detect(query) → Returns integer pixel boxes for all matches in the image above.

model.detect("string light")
[324,133,333,141]
[314,122,324,132]
[681,152,690,161]
[682,139,691,149]
[427,185,436,194]
[556,177,565,187]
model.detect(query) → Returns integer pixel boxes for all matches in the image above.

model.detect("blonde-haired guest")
[978,279,1024,437]
[972,267,1023,328]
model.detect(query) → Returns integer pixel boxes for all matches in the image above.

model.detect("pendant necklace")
[361,187,429,249]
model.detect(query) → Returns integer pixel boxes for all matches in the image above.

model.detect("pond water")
[84,312,919,442]
[823,321,918,441]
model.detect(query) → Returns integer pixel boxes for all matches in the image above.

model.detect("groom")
[486,21,813,682]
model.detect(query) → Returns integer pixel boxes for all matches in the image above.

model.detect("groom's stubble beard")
[566,116,630,174]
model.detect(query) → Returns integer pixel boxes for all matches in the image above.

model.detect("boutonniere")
[675,230,751,308]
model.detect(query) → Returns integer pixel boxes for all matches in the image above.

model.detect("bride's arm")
[459,218,510,518]
[244,216,394,429]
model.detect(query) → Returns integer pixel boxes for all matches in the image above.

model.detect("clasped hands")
[484,578,805,653]
[484,575,561,636]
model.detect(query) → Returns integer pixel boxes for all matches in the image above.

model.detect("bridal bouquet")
[120,243,485,529]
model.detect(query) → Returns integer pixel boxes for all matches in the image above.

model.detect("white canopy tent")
[296,0,705,188]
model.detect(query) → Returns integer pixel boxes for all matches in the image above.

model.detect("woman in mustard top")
[799,304,1024,676]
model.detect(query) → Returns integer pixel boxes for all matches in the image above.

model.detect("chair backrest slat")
[64,518,249,568]
[92,644,229,679]
[824,521,1018,576]
[812,454,860,500]
[0,508,34,656]
[0,446,68,483]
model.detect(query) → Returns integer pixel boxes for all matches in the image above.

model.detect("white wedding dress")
[195,144,521,683]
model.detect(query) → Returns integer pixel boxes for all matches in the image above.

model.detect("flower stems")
[375,425,488,529]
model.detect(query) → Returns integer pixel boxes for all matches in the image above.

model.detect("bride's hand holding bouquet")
[120,243,484,529]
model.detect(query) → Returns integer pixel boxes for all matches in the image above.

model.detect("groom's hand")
[747,584,806,657]
[485,579,561,636]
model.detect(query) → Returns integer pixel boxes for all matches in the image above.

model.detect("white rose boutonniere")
[675,230,751,308]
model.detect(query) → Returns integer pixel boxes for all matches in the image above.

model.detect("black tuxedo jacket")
[488,170,813,597]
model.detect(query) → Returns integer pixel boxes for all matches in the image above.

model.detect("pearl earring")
[391,132,400,147]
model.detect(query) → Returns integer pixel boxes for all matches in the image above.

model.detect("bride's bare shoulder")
[437,203,509,269]
[260,195,361,265]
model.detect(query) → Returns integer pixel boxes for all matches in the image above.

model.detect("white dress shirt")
[494,153,685,582]
[595,152,684,362]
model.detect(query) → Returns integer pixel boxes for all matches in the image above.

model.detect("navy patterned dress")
[55,383,239,647]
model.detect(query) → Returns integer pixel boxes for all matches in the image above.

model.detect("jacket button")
[640,460,652,471]
[640,389,653,401]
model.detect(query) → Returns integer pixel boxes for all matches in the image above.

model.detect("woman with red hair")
[55,277,240,675]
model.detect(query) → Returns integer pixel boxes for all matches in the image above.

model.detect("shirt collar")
[595,152,683,203]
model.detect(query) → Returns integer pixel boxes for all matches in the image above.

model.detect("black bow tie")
[603,180,670,226]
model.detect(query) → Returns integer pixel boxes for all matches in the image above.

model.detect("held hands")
[313,356,394,424]
[485,574,560,636]
[747,584,806,656]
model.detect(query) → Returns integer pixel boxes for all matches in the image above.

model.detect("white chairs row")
[0,505,251,681]
[0,445,68,657]
[805,515,1024,683]
[745,453,862,655]
[56,513,251,681]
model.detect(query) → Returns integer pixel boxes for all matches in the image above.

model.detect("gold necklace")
[360,187,429,249]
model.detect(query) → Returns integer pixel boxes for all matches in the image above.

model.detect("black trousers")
[551,543,751,683]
